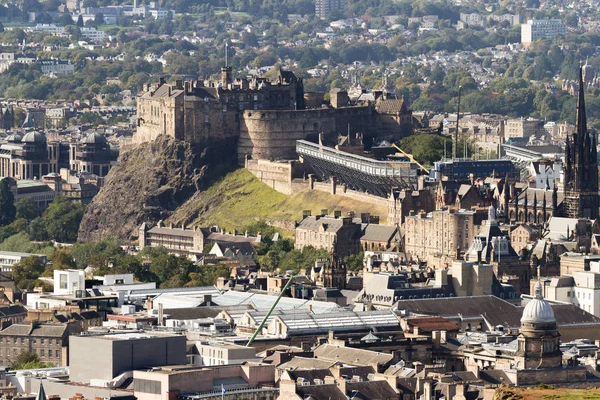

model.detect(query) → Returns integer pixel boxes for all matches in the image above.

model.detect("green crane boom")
[246,275,295,347]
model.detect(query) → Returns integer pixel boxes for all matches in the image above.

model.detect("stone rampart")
[238,106,373,165]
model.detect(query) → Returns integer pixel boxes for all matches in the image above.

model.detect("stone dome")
[6,134,22,143]
[81,132,107,145]
[22,131,47,144]
[521,282,555,324]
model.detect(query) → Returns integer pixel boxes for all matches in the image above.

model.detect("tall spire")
[576,67,587,140]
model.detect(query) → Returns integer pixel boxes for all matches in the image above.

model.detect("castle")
[135,67,419,165]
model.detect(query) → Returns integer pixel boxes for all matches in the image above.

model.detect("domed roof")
[22,131,47,144]
[81,132,107,145]
[521,282,555,324]
[6,134,22,143]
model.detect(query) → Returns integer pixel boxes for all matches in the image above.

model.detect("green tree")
[0,179,16,226]
[15,198,39,221]
[76,15,84,27]
[13,256,46,290]
[11,352,52,370]
[42,197,85,243]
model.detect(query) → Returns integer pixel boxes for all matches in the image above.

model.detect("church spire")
[576,67,587,136]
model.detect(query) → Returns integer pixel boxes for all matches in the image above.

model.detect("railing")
[179,387,279,399]
[297,140,418,178]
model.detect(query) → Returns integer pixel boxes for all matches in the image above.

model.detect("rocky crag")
[77,136,208,242]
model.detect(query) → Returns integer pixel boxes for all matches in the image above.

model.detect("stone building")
[0,132,60,179]
[136,71,419,166]
[294,214,362,258]
[510,224,540,254]
[0,322,69,367]
[464,206,531,294]
[68,132,117,177]
[135,69,303,147]
[138,222,261,258]
[404,209,480,266]
[388,187,434,225]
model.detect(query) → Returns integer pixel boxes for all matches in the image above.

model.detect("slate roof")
[0,305,27,318]
[296,384,346,400]
[277,357,335,370]
[314,344,394,366]
[395,295,600,329]
[346,380,399,399]
[360,224,398,242]
[375,98,407,114]
[0,323,67,337]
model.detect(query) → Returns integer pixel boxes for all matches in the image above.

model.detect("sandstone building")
[404,209,480,266]
[135,70,417,166]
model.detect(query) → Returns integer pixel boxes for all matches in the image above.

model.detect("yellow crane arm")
[391,143,430,174]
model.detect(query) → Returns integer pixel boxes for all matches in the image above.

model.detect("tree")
[0,179,16,226]
[15,198,39,221]
[76,15,84,27]
[94,13,105,26]
[41,197,85,243]
[11,352,52,370]
[13,256,45,290]
[57,14,73,26]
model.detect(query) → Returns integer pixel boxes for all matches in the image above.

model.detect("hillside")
[169,168,389,233]
[77,136,209,242]
[77,136,388,242]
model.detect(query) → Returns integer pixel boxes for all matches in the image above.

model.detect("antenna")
[225,42,228,68]
[453,86,462,161]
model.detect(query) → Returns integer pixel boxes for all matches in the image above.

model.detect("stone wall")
[312,181,388,207]
[238,106,373,165]
[245,159,307,195]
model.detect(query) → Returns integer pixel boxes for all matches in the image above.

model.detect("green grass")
[169,168,388,234]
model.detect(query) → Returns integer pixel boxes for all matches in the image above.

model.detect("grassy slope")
[168,168,388,233]
[495,386,600,400]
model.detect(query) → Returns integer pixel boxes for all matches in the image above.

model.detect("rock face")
[77,136,207,242]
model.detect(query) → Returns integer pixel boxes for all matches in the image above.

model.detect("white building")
[39,60,75,75]
[528,160,562,189]
[521,19,566,45]
[543,261,600,317]
[80,27,107,41]
[193,341,259,366]
[54,269,85,296]
[0,251,47,274]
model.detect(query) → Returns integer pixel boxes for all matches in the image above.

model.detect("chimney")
[169,222,173,229]
[158,303,163,326]
[432,331,441,348]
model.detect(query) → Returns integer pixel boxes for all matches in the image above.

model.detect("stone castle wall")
[245,159,308,195]
[238,106,373,165]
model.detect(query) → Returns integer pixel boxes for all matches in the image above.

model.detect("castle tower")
[514,282,561,370]
[563,67,599,219]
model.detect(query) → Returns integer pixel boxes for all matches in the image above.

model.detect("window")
[6,349,9,356]
[59,274,68,290]
[55,350,60,358]
[41,338,45,344]
[20,338,24,345]
[40,349,44,357]
[12,338,16,344]
[56,339,60,345]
